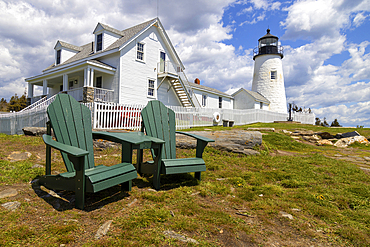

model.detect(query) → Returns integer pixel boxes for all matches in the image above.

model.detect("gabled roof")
[232,88,270,103]
[104,18,157,52]
[44,18,165,72]
[187,82,232,98]
[54,40,83,51]
[94,23,125,36]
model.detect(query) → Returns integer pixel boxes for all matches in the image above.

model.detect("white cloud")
[353,12,368,27]
[168,22,254,91]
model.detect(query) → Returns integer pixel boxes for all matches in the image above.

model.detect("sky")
[1,0,370,127]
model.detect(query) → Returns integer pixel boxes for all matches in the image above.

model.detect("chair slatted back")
[141,100,176,159]
[47,94,95,172]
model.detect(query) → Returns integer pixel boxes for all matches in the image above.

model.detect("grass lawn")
[0,123,369,246]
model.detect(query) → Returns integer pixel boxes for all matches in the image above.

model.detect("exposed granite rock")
[341,131,361,138]
[317,140,334,146]
[164,230,199,244]
[247,127,275,132]
[95,220,113,240]
[317,132,334,139]
[0,189,18,199]
[176,130,262,155]
[334,136,369,148]
[22,127,47,136]
[93,140,119,150]
[7,151,31,161]
[2,201,21,211]
[291,130,314,136]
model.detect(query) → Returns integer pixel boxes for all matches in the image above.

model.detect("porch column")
[84,68,89,87]
[63,74,68,91]
[42,79,48,96]
[90,68,94,87]
[27,82,34,98]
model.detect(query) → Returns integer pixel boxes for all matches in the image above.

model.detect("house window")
[56,50,61,65]
[69,80,74,90]
[271,71,277,80]
[219,97,222,108]
[96,76,102,88]
[260,102,263,109]
[202,94,207,107]
[148,79,155,97]
[137,43,144,61]
[96,33,103,51]
[60,85,63,92]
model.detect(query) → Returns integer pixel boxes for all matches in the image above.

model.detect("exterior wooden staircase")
[170,79,193,107]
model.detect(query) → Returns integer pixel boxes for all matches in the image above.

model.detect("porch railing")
[94,88,114,102]
[29,87,115,105]
[67,87,83,102]
[157,61,179,76]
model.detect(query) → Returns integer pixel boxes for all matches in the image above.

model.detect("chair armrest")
[176,131,214,158]
[176,131,215,143]
[43,135,89,157]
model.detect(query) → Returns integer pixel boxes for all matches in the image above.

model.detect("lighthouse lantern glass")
[259,37,278,48]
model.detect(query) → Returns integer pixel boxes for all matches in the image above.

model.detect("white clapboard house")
[25,18,241,110]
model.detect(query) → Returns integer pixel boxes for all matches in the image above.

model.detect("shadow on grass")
[31,172,200,211]
[31,176,131,212]
[134,173,200,191]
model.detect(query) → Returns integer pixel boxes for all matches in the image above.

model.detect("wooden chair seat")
[162,158,206,175]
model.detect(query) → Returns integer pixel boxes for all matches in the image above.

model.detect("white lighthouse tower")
[251,29,287,114]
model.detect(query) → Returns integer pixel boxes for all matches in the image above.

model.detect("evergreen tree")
[331,119,341,127]
[315,117,321,126]
[321,117,329,127]
[0,98,7,112]
[7,93,28,112]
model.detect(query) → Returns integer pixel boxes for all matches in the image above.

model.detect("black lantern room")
[253,29,283,60]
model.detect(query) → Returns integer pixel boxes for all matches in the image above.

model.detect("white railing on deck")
[0,101,315,134]
[94,88,114,102]
[157,61,179,76]
[67,87,83,102]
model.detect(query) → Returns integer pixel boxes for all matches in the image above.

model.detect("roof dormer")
[93,23,124,53]
[54,41,82,65]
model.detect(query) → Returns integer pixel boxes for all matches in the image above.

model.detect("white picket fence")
[0,101,315,135]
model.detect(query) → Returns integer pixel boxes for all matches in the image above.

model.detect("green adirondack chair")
[140,100,215,190]
[39,94,137,209]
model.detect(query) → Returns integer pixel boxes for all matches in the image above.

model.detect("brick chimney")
[194,78,200,85]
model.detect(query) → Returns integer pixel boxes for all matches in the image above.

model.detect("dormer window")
[56,50,61,65]
[96,33,103,51]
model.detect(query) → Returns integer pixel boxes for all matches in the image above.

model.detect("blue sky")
[0,0,370,127]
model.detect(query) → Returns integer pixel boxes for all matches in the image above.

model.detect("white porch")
[26,61,116,104]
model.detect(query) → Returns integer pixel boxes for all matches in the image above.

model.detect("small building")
[232,88,270,110]
[186,78,233,109]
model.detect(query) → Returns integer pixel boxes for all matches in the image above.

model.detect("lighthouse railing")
[253,45,284,57]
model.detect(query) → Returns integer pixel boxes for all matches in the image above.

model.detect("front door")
[160,52,166,72]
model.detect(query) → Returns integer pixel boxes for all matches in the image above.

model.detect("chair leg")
[195,172,201,181]
[121,180,132,191]
[153,173,161,191]
[75,169,85,210]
